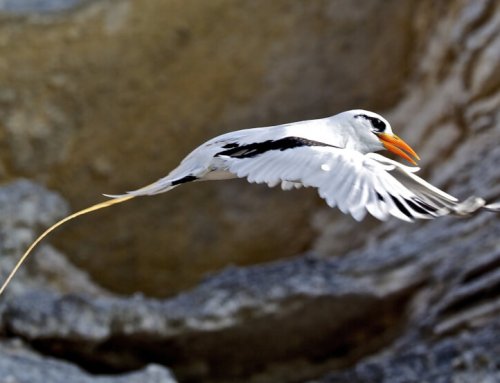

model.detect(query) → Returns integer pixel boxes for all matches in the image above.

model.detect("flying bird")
[0,109,498,295]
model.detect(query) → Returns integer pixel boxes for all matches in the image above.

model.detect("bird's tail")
[103,174,195,198]
[0,195,134,296]
[0,172,200,296]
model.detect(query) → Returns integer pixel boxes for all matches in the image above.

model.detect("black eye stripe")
[354,114,386,132]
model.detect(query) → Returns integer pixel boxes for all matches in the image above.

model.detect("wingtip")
[485,201,500,212]
[451,196,485,215]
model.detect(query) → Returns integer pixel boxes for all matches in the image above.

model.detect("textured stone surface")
[311,320,500,383]
[0,340,176,383]
[3,204,498,382]
[2,255,416,382]
[0,180,175,382]
[0,1,499,383]
[0,180,102,298]
[0,0,87,14]
[313,0,500,258]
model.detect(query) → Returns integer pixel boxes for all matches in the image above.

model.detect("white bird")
[0,109,498,295]
[108,109,497,221]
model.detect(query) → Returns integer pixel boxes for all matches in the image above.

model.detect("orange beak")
[378,133,420,165]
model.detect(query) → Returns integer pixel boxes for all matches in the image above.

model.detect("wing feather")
[219,146,466,221]
[349,177,370,221]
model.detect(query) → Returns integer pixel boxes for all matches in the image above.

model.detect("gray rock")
[0,340,176,383]
[2,255,420,382]
[2,193,497,382]
[0,179,103,298]
[0,181,177,383]
[0,1,499,383]
[309,1,500,381]
[312,320,500,383]
[0,0,86,14]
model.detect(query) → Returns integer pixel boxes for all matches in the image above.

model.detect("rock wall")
[0,0,499,383]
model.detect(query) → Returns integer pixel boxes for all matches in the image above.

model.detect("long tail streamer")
[0,195,135,296]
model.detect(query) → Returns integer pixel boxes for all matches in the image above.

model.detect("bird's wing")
[216,146,462,222]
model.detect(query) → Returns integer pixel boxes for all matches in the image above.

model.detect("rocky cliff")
[0,0,498,382]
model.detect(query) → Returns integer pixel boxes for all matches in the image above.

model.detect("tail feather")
[0,195,135,296]
[103,183,176,198]
[104,174,198,198]
[1,173,199,295]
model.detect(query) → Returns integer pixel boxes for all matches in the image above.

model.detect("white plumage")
[1,109,498,296]
[107,109,498,222]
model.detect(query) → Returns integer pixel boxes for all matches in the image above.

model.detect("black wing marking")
[216,137,338,159]
[171,175,198,186]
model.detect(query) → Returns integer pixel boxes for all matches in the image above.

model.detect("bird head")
[345,110,420,165]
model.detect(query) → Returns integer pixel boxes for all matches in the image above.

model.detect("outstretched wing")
[216,146,461,222]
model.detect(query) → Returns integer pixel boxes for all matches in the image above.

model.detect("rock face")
[0,180,176,382]
[2,256,417,381]
[312,319,500,383]
[0,340,176,383]
[0,1,499,383]
[0,180,102,297]
[0,0,89,14]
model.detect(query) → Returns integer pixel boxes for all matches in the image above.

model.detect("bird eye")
[370,118,386,133]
